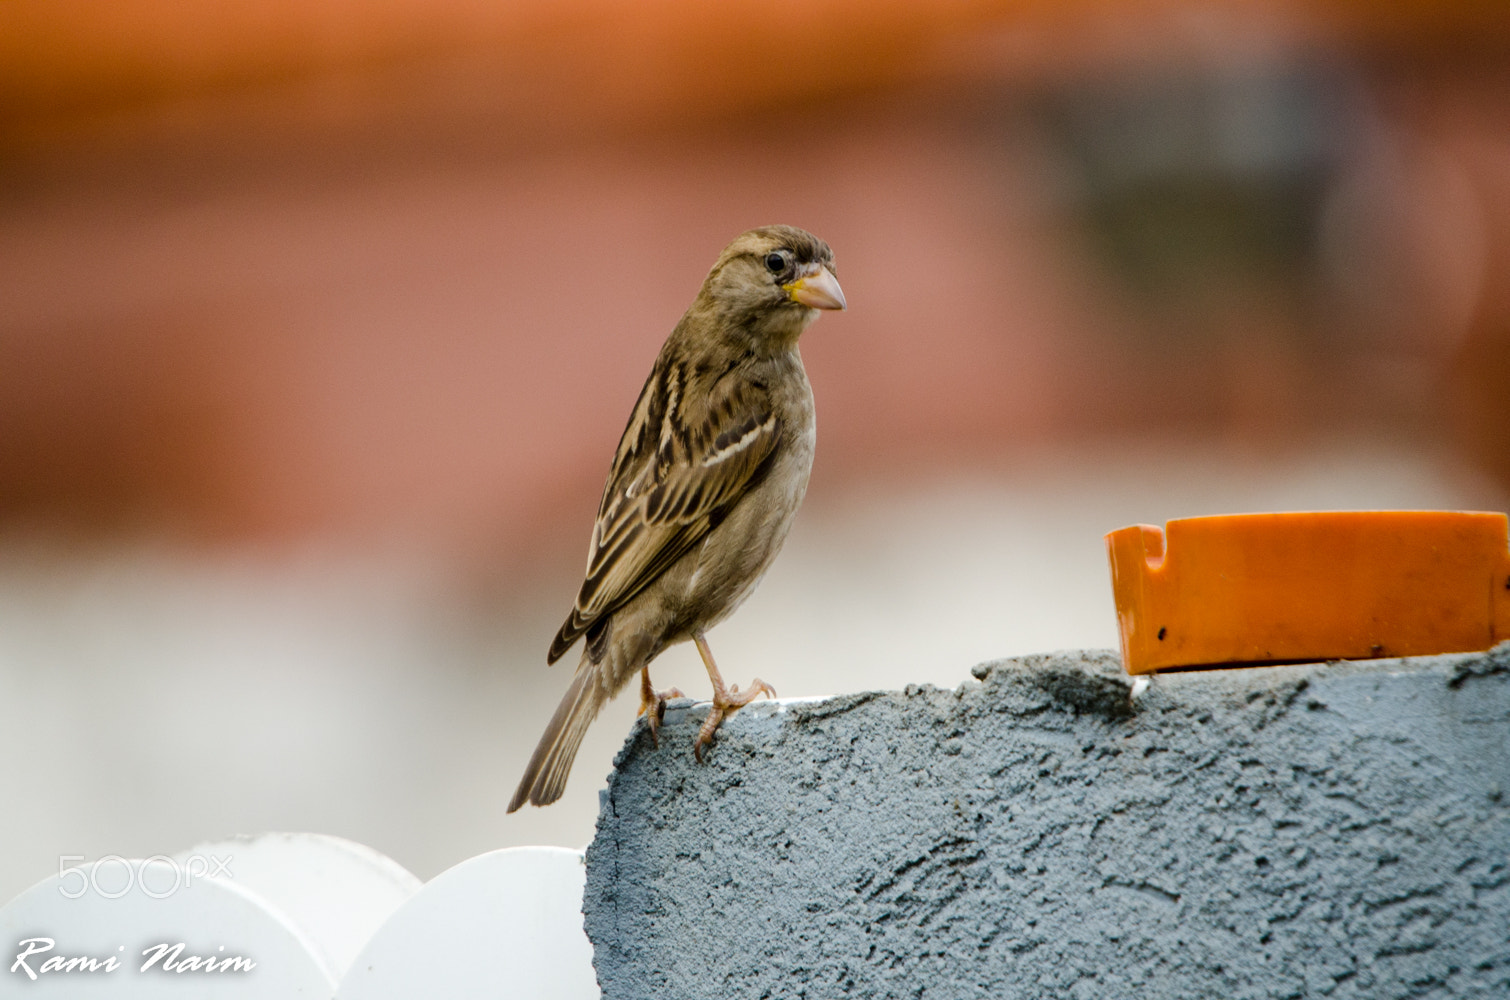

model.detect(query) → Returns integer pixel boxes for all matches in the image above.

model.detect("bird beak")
[784,265,847,311]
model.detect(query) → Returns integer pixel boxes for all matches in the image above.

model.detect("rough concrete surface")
[583,646,1510,999]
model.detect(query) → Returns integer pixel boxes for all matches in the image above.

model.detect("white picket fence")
[0,833,599,997]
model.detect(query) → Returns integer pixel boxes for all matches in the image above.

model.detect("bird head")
[698,225,845,351]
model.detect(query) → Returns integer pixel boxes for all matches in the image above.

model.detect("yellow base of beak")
[785,266,846,311]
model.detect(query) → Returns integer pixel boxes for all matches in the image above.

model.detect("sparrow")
[508,225,846,811]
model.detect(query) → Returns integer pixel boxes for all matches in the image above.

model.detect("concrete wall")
[584,646,1510,999]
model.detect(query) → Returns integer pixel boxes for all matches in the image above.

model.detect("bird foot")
[637,669,683,749]
[693,677,776,763]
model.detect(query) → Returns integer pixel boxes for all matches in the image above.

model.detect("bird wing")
[548,357,780,663]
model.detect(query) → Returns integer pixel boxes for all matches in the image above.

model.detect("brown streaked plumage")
[509,225,845,811]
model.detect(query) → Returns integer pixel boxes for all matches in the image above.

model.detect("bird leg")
[637,666,683,749]
[691,632,776,763]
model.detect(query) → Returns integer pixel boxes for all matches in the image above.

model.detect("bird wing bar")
[550,370,781,659]
[578,412,779,621]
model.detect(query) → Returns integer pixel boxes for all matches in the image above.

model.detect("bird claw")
[692,677,776,762]
[638,682,684,750]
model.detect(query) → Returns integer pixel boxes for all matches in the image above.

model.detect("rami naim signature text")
[10,938,255,979]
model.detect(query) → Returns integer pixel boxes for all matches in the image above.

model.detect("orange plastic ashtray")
[1106,510,1510,675]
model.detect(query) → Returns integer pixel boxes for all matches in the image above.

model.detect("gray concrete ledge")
[584,646,1510,999]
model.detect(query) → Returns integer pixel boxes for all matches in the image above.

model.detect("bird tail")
[508,659,606,812]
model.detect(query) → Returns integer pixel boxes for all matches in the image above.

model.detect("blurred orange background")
[3,0,1509,901]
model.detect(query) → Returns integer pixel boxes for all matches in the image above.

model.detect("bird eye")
[764,251,787,274]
